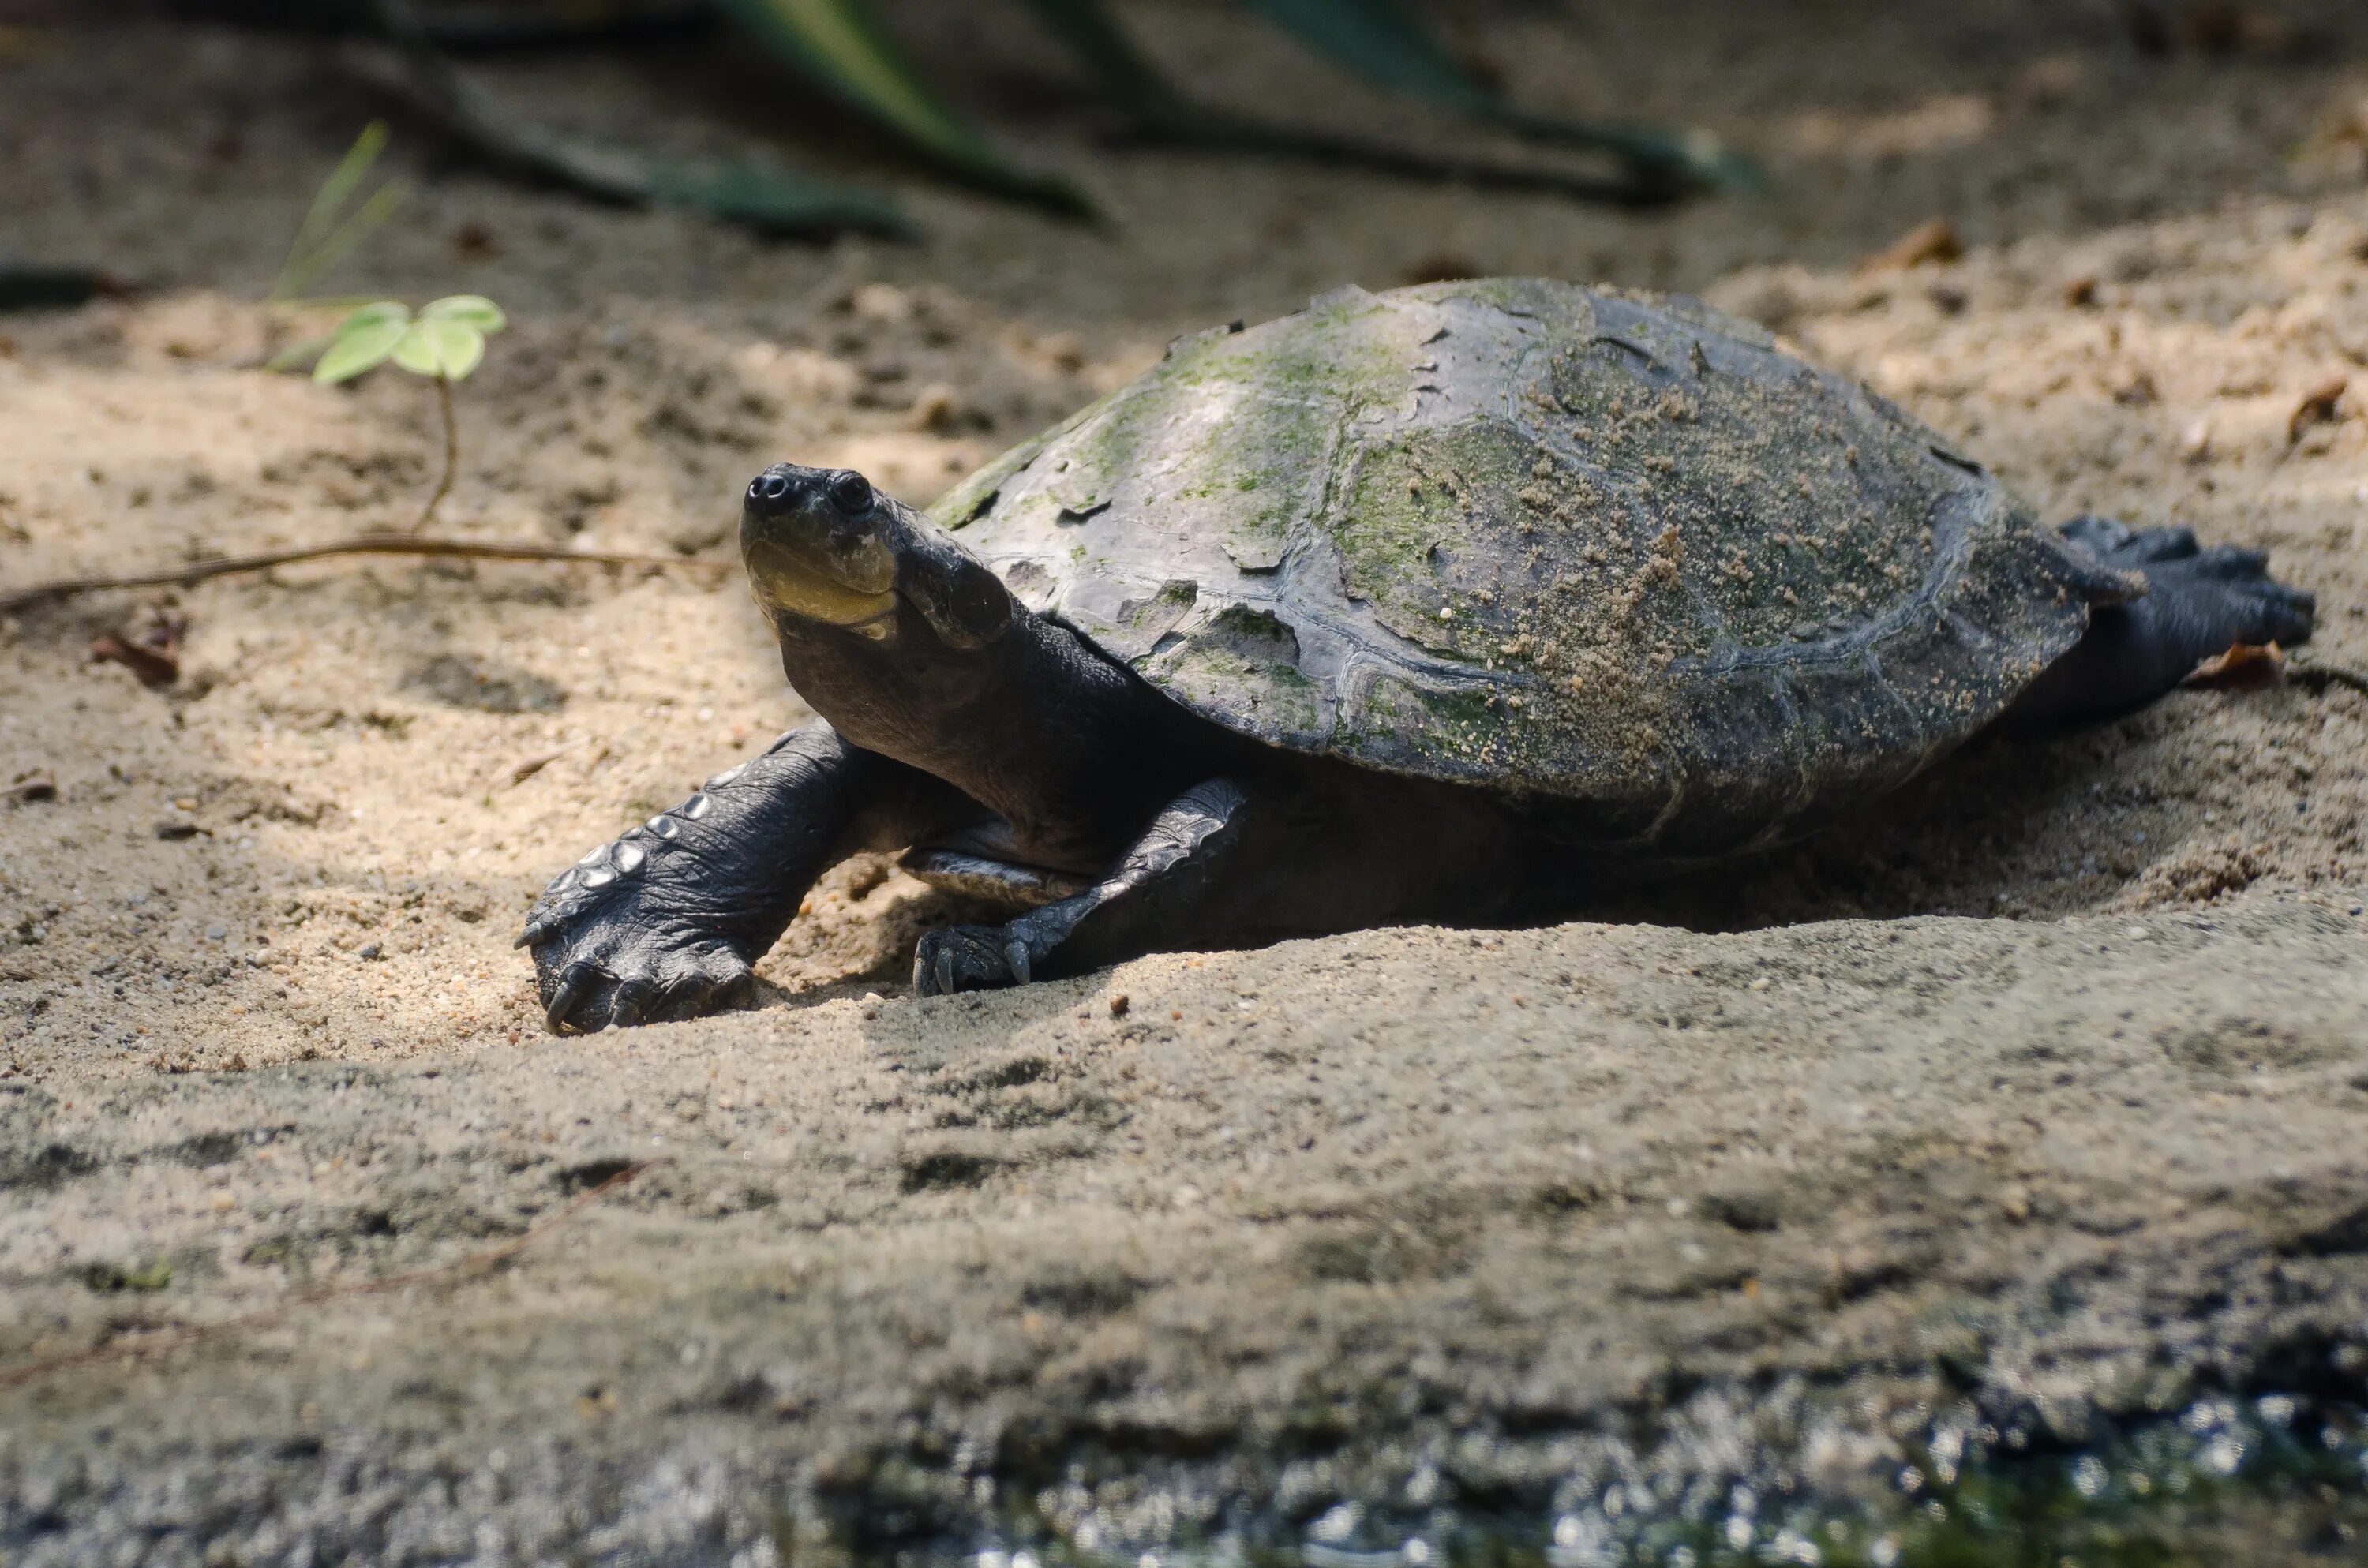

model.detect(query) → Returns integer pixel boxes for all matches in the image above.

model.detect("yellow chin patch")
[744,538,897,627]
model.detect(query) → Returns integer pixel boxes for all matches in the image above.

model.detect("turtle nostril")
[751,473,792,503]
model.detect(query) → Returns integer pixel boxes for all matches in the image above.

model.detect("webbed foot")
[2059,517,2315,643]
[2021,517,2317,724]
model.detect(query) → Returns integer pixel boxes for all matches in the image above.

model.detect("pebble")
[357,942,382,960]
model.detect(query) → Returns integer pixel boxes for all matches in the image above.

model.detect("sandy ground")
[6,1,2368,1560]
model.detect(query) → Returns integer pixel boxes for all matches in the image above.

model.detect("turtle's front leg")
[523,721,961,1033]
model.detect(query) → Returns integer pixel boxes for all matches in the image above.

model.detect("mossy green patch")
[939,279,2094,833]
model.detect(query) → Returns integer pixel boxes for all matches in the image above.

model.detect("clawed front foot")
[522,791,768,1034]
[521,722,971,1032]
[530,928,758,1035]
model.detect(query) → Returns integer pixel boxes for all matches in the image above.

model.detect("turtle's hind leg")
[2009,516,2316,725]
[914,780,1251,996]
[911,770,1525,995]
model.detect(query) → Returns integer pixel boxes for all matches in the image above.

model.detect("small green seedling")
[312,294,507,532]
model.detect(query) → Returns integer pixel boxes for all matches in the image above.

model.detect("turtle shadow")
[1582,713,2192,934]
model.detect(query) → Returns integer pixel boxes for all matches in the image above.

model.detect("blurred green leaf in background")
[270,117,410,301]
[710,0,1095,211]
[157,0,1754,234]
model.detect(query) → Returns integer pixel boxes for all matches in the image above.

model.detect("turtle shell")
[930,279,2134,859]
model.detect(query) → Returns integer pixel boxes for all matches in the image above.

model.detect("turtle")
[522,278,2315,1032]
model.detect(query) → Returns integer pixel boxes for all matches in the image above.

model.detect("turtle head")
[740,463,1015,650]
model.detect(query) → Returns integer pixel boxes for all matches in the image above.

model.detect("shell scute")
[933,279,2111,849]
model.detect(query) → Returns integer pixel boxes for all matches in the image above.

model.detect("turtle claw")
[915,926,1018,996]
[2062,516,2204,568]
[522,806,775,1032]
[651,964,754,1024]
[545,964,596,1033]
[533,944,758,1033]
[610,976,658,1027]
[2190,544,2269,580]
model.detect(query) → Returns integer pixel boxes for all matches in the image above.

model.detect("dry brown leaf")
[88,604,186,687]
[2184,640,2287,689]
[1857,219,1964,273]
[88,633,178,687]
[2288,376,2347,443]
[5,768,56,803]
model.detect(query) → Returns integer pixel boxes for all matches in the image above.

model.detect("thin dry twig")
[500,736,589,788]
[2291,649,2368,696]
[0,534,731,613]
[0,1160,659,1390]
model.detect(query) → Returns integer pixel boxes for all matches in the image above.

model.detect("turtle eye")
[828,471,875,515]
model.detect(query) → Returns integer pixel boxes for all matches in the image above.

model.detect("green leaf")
[1018,0,1178,109]
[1021,0,1740,206]
[265,334,333,375]
[707,0,1091,213]
[274,120,408,301]
[388,321,442,377]
[341,299,410,328]
[1233,0,1489,110]
[420,294,506,332]
[347,0,915,238]
[313,302,411,384]
[433,322,487,380]
[639,158,913,237]
[1231,0,1755,193]
[283,178,412,301]
[386,317,485,380]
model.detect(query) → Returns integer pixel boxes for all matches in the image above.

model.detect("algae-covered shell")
[930,279,2133,859]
